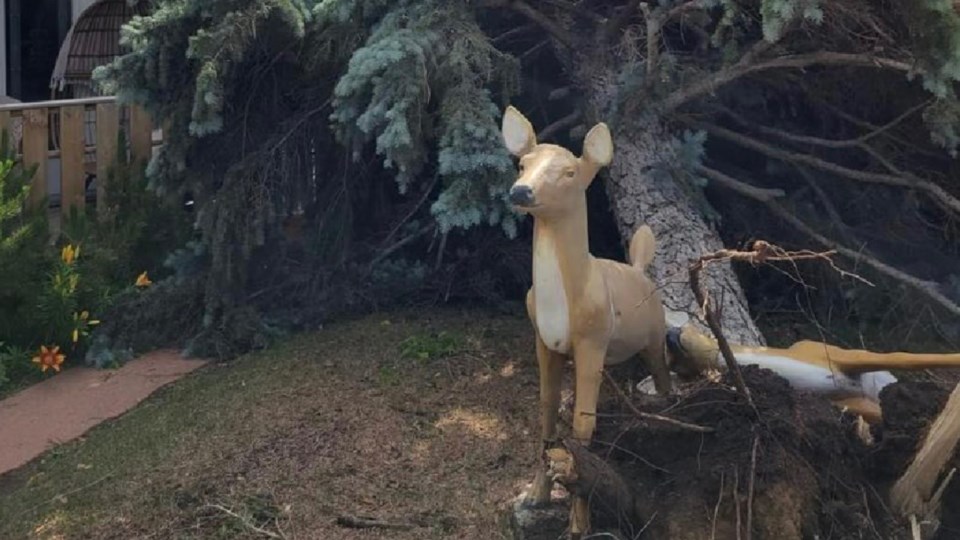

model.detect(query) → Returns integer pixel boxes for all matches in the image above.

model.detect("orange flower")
[135,271,152,288]
[32,345,66,373]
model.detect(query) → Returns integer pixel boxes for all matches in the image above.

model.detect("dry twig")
[602,370,715,433]
[335,515,417,531]
[746,434,759,540]
[205,504,287,539]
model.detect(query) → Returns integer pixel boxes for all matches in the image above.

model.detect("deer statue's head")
[501,106,613,217]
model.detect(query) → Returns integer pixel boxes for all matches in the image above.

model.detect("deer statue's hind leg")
[524,290,565,506]
[645,339,673,395]
[568,339,607,538]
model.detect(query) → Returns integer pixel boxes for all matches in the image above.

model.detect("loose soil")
[582,363,960,540]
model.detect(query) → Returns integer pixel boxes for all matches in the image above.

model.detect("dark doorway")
[6,0,71,101]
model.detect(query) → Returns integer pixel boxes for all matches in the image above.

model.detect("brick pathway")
[0,350,208,476]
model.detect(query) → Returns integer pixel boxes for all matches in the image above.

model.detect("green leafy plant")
[399,330,463,362]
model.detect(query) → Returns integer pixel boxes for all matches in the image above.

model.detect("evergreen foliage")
[92,0,522,357]
[90,0,960,357]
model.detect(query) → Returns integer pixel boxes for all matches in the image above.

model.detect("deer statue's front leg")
[524,290,565,506]
[568,338,607,538]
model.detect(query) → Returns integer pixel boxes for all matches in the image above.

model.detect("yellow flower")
[60,244,79,265]
[135,271,152,288]
[72,329,79,343]
[32,345,66,373]
[83,311,100,326]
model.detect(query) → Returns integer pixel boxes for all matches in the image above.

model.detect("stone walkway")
[0,351,208,476]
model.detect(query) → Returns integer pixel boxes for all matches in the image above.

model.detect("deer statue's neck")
[530,198,591,353]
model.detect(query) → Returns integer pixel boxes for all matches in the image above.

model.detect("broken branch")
[890,380,960,519]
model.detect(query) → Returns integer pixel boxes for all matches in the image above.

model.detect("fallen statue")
[662,312,960,423]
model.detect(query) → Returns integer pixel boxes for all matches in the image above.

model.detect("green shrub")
[0,126,191,389]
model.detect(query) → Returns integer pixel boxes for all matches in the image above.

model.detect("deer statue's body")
[501,106,672,538]
[665,320,960,424]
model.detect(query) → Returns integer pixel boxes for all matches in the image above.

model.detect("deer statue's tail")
[628,225,656,271]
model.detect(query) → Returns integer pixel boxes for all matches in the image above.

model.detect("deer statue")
[663,312,960,424]
[501,105,673,538]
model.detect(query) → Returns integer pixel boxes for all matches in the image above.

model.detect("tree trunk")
[582,69,764,346]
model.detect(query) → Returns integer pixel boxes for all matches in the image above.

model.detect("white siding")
[72,0,97,23]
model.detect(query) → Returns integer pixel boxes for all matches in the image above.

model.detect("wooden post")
[95,103,119,219]
[0,111,10,150]
[21,108,48,210]
[59,105,86,214]
[129,105,153,167]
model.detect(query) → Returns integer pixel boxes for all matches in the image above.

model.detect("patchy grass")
[0,308,545,539]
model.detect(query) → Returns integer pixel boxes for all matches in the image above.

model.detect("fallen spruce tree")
[506,245,960,540]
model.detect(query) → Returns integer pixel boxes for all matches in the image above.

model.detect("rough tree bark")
[581,68,765,346]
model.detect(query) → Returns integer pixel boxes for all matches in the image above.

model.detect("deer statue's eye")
[564,168,576,178]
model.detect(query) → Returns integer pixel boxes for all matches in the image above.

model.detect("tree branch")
[640,3,660,76]
[699,164,960,317]
[539,0,607,24]
[691,121,960,218]
[603,0,641,42]
[717,100,929,150]
[507,0,577,49]
[658,50,915,113]
[537,108,581,141]
[695,164,785,202]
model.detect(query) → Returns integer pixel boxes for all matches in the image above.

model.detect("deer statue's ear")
[582,122,613,167]
[502,106,537,157]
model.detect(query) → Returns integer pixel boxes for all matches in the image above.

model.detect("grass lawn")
[0,307,544,539]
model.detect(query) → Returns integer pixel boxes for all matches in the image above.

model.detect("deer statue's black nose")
[509,185,534,206]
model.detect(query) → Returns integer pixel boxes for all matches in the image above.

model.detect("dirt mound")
[581,365,952,539]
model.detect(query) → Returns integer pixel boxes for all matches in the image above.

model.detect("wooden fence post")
[96,103,119,219]
[129,105,153,167]
[0,111,10,150]
[21,108,48,210]
[60,105,86,214]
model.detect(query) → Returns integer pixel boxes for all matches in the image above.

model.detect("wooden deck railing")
[0,96,160,227]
